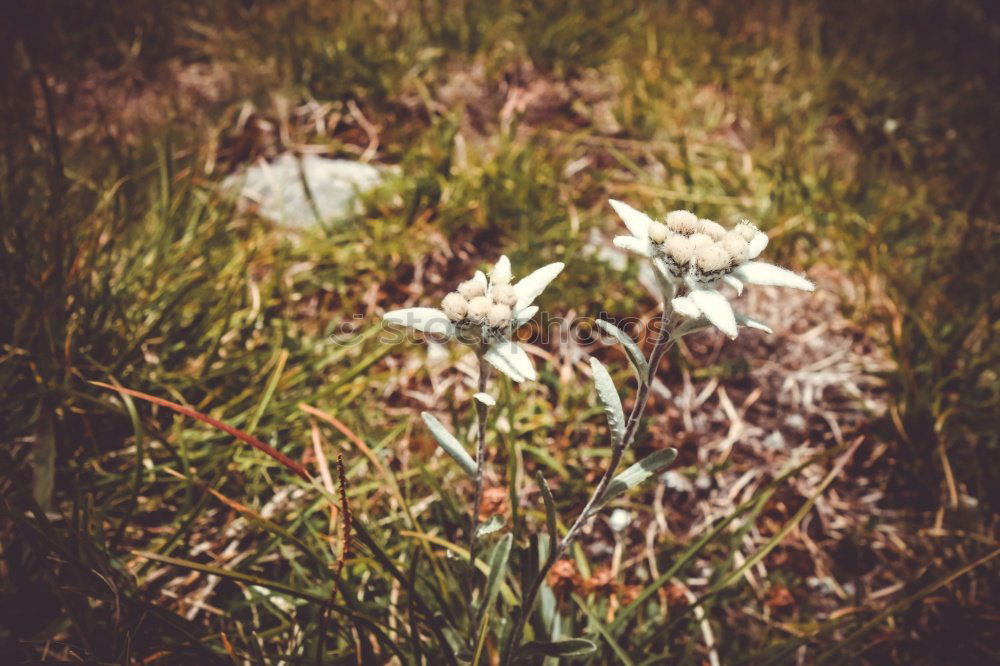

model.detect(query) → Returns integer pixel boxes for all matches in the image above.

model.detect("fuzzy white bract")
[383,256,564,382]
[609,199,814,338]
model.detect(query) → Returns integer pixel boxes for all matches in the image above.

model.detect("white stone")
[226,153,381,228]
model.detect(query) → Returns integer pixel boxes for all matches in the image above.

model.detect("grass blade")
[536,472,558,561]
[473,533,513,664]
[517,637,597,659]
[91,381,311,480]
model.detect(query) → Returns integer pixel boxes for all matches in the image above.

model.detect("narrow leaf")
[571,594,635,665]
[473,533,514,661]
[480,533,513,619]
[421,412,476,478]
[590,358,625,446]
[608,199,652,239]
[597,448,678,508]
[516,638,597,659]
[92,382,311,480]
[397,530,517,605]
[473,392,496,406]
[596,320,649,386]
[483,343,527,383]
[476,514,505,539]
[536,472,558,561]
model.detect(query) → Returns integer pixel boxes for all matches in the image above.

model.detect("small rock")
[783,413,807,432]
[763,430,786,450]
[226,153,381,228]
[662,470,694,493]
[609,508,631,533]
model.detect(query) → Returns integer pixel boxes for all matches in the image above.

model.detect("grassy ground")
[1,0,997,663]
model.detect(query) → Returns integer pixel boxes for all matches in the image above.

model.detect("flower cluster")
[383,256,563,382]
[441,259,520,335]
[610,200,814,338]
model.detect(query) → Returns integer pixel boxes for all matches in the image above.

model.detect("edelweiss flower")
[383,256,564,382]
[609,199,814,338]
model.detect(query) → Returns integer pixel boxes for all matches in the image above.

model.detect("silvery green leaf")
[723,275,744,295]
[748,231,769,258]
[473,392,496,406]
[672,318,712,339]
[514,304,538,326]
[475,514,505,539]
[516,638,598,659]
[596,320,648,386]
[612,235,652,257]
[485,340,536,382]
[689,288,738,338]
[597,448,678,508]
[539,584,557,641]
[590,358,625,446]
[608,199,652,240]
[734,261,815,291]
[382,307,455,338]
[671,295,701,319]
[736,313,773,334]
[492,255,512,287]
[513,262,564,310]
[421,412,476,477]
[478,533,513,621]
[674,312,773,339]
[483,344,526,383]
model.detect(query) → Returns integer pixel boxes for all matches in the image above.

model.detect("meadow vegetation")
[1,0,997,663]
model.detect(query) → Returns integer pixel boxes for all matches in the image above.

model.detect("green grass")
[2,0,997,663]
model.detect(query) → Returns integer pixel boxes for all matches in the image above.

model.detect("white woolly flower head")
[441,292,468,322]
[699,219,727,240]
[666,210,700,235]
[383,255,564,383]
[608,199,815,339]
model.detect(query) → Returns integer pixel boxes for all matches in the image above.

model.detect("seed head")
[666,210,700,235]
[699,219,727,240]
[458,279,485,300]
[694,244,731,274]
[441,292,469,322]
[487,303,513,328]
[467,296,491,323]
[647,220,669,244]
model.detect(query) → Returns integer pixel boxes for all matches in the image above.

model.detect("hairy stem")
[502,308,675,663]
[470,355,491,569]
[467,354,491,644]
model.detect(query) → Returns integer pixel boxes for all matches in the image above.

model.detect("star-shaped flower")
[383,256,564,382]
[609,199,814,338]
